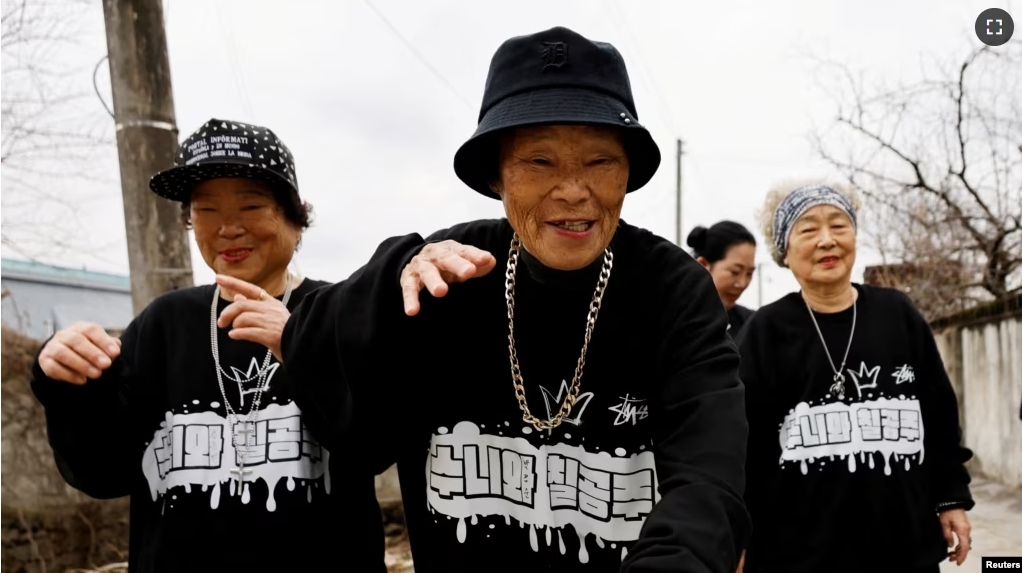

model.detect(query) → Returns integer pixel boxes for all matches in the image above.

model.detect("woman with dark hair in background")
[687,221,758,334]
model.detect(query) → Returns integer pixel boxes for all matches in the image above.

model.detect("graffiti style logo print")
[608,394,649,426]
[541,379,594,431]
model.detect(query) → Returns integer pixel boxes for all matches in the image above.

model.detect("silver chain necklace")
[803,290,857,400]
[505,233,613,432]
[210,273,293,489]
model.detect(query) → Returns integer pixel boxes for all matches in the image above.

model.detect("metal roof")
[1,257,130,293]
[2,258,134,340]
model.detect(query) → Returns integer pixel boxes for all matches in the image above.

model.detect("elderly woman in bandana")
[735,180,974,573]
[220,26,749,573]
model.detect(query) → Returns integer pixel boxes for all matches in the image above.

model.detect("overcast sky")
[2,0,1015,308]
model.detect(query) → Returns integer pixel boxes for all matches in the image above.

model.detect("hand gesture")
[37,322,122,385]
[215,275,291,361]
[400,240,497,316]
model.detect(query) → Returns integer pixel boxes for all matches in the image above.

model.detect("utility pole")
[675,138,684,246]
[102,0,193,315]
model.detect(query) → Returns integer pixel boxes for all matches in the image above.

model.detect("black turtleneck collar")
[519,244,608,292]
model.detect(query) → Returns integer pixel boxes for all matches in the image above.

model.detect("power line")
[211,1,256,119]
[93,55,114,118]
[360,0,474,111]
[598,0,683,240]
[601,0,679,133]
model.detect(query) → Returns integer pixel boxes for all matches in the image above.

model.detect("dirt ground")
[382,502,414,573]
[1,499,413,573]
[1,500,131,573]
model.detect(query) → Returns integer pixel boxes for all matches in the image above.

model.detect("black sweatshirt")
[736,285,973,573]
[31,280,385,573]
[282,218,752,573]
[726,304,754,337]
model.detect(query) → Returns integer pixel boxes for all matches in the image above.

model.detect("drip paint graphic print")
[426,421,659,564]
[779,396,924,476]
[141,400,331,512]
[778,361,925,476]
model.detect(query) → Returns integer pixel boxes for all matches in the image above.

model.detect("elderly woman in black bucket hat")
[30,119,385,572]
[221,26,750,573]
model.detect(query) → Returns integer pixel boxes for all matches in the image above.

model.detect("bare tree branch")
[2,0,117,262]
[811,43,1022,319]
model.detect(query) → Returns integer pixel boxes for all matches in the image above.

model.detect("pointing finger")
[215,274,264,300]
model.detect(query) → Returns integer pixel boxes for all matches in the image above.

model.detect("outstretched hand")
[215,275,291,361]
[400,240,497,316]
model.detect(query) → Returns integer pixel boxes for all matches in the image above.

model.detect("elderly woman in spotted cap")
[735,180,974,573]
[30,119,385,572]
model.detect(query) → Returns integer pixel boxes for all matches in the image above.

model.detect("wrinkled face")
[784,204,856,287]
[495,125,629,271]
[189,178,301,286]
[699,243,756,309]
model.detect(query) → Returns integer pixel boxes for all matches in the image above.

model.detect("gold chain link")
[505,233,614,432]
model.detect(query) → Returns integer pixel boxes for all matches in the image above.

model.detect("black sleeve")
[734,312,776,564]
[904,296,974,510]
[30,315,152,499]
[281,219,508,474]
[622,248,752,573]
[281,233,429,474]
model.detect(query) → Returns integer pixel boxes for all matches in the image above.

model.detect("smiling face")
[784,204,857,288]
[189,177,301,287]
[494,125,629,271]
[699,242,757,309]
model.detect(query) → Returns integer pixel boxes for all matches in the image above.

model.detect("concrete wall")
[376,464,402,506]
[1,327,92,509]
[934,315,1022,488]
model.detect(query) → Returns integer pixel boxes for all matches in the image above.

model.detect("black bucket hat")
[454,26,662,199]
[149,118,299,202]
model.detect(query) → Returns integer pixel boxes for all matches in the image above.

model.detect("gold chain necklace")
[504,233,613,431]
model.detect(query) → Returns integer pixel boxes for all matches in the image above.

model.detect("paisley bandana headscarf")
[771,184,857,261]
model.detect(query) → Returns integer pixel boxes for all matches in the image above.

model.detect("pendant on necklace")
[830,373,846,400]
